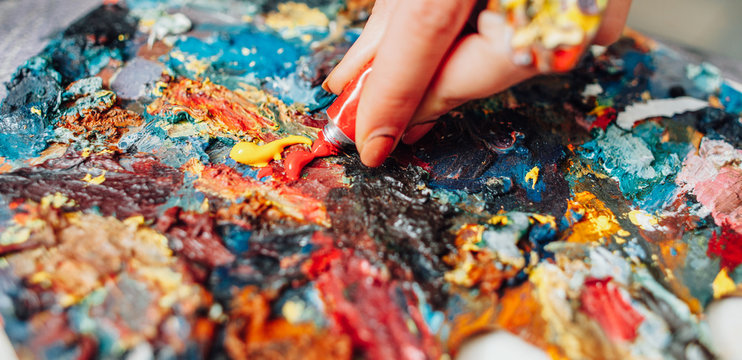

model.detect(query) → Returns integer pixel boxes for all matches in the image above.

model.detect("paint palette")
[1,1,741,359]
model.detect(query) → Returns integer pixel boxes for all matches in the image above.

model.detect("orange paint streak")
[0,157,12,173]
[444,224,521,293]
[566,191,622,243]
[147,79,277,140]
[447,306,497,352]
[224,286,351,360]
[496,282,549,350]
[192,164,329,226]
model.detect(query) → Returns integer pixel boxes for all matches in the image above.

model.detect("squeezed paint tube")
[321,61,373,147]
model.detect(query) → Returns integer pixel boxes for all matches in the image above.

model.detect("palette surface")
[1,1,742,359]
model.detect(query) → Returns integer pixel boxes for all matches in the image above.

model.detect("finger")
[593,0,633,46]
[405,10,538,143]
[356,0,478,167]
[323,0,396,94]
[401,122,435,144]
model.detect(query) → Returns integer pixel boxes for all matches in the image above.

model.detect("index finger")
[355,0,478,167]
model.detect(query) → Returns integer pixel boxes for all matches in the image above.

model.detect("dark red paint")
[0,151,183,220]
[156,207,236,268]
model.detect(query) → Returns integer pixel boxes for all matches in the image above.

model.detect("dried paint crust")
[0,1,741,360]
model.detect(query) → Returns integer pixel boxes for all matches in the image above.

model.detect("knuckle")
[407,0,460,39]
[381,90,420,112]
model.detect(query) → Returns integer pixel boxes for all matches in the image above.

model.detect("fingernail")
[479,10,505,26]
[360,134,396,167]
[321,78,332,93]
[478,10,514,52]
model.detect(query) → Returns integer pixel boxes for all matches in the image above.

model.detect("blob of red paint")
[553,45,583,72]
[580,277,644,342]
[707,221,742,271]
[284,132,339,180]
[591,107,617,130]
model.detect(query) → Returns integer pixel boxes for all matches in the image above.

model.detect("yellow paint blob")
[488,215,509,226]
[230,135,312,166]
[531,213,555,226]
[81,170,106,185]
[525,166,540,189]
[628,210,659,230]
[282,300,306,324]
[265,2,329,31]
[712,268,737,299]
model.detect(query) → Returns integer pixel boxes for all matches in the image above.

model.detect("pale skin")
[323,0,634,167]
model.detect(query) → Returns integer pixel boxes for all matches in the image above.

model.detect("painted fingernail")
[360,134,396,167]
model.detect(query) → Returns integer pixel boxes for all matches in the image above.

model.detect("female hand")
[323,0,633,167]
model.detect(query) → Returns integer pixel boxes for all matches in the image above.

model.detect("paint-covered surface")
[0,1,741,359]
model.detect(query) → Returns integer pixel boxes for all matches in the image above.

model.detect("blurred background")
[627,0,742,61]
[1,0,741,100]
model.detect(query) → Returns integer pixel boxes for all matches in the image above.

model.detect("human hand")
[322,0,633,167]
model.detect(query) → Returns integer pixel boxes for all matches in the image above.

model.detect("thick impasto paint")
[0,1,741,359]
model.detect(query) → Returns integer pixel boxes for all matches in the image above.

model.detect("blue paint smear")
[720,81,742,115]
[264,73,335,111]
[424,134,547,203]
[167,27,305,81]
[646,47,711,100]
[528,221,558,259]
[118,114,211,168]
[597,49,655,108]
[161,174,208,213]
[686,62,722,94]
[220,224,252,254]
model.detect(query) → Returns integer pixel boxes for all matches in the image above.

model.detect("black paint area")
[63,4,136,47]
[209,225,318,302]
[691,107,742,148]
[0,151,183,220]
[1,59,62,116]
[49,4,136,83]
[327,158,457,309]
[417,107,572,217]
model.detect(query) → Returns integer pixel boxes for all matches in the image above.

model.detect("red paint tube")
[284,61,373,180]
[322,60,373,146]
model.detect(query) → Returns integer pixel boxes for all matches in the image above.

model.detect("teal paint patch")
[580,123,686,211]
[166,27,305,81]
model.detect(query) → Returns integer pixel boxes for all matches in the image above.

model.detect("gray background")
[1,0,741,100]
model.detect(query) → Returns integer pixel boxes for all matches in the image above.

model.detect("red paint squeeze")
[580,277,644,342]
[284,61,373,180]
[708,221,742,271]
[284,132,339,180]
